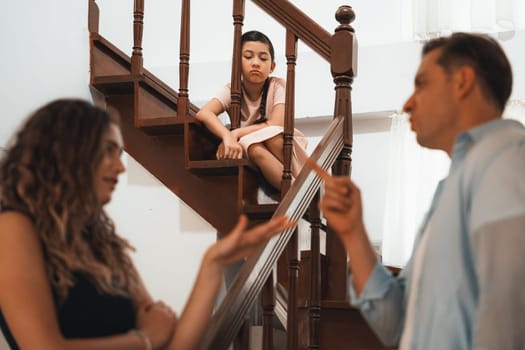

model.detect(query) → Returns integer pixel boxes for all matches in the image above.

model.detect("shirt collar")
[449,118,521,170]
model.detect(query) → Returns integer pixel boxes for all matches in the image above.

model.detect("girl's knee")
[247,143,265,160]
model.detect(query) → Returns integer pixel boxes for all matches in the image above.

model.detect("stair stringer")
[90,33,252,234]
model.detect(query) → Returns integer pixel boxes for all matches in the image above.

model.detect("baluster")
[88,0,99,34]
[131,0,144,75]
[262,276,274,350]
[178,0,190,119]
[326,5,357,300]
[230,0,245,129]
[283,30,299,350]
[308,191,322,350]
[281,32,297,194]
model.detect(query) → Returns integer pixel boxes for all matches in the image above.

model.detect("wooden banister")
[251,0,331,61]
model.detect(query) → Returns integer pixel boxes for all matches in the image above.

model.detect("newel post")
[326,5,357,300]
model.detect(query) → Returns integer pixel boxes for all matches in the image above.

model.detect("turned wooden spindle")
[131,0,144,75]
[308,191,322,350]
[178,0,190,119]
[230,0,245,130]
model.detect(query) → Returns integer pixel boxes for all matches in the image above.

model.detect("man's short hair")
[423,33,512,111]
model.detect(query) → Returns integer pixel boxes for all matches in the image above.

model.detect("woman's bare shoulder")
[0,211,38,243]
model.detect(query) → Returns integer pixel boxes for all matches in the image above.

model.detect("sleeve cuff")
[348,261,394,310]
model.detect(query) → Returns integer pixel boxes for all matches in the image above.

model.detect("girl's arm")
[196,99,243,159]
[195,99,230,140]
[0,212,173,350]
[167,215,292,350]
[228,103,285,140]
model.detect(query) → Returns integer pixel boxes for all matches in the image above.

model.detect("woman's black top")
[0,272,135,349]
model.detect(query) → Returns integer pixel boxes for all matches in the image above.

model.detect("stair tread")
[243,203,279,219]
[188,158,252,169]
[187,158,257,176]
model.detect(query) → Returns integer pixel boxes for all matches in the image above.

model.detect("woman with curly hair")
[0,99,290,350]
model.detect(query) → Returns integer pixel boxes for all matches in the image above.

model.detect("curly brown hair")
[0,99,139,302]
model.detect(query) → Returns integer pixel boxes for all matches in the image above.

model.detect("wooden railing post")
[261,276,274,350]
[178,0,190,119]
[281,30,297,194]
[131,0,144,75]
[230,0,245,129]
[284,30,299,350]
[326,5,357,301]
[308,190,322,350]
[88,0,99,34]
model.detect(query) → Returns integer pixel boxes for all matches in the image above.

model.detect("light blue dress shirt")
[349,119,525,350]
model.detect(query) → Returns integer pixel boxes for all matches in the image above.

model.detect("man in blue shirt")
[318,33,525,349]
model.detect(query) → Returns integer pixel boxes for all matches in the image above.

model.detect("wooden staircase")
[89,1,396,349]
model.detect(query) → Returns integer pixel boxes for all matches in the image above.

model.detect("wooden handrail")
[251,0,331,61]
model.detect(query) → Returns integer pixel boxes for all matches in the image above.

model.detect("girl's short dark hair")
[241,30,275,61]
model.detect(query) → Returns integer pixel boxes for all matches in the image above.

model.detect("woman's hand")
[216,133,243,160]
[204,215,293,269]
[136,301,177,350]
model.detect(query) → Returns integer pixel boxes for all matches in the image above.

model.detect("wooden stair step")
[92,75,137,94]
[187,159,254,175]
[243,203,279,219]
[135,116,199,135]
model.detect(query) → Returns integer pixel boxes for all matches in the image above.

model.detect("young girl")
[0,99,290,350]
[196,30,308,190]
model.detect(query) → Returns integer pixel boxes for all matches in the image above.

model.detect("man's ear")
[455,65,476,98]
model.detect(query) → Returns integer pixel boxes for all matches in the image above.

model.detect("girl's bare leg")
[264,135,303,178]
[247,142,284,189]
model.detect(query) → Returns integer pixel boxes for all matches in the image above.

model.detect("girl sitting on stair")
[196,30,308,191]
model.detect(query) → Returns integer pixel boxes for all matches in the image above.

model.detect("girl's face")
[94,123,125,205]
[241,40,275,85]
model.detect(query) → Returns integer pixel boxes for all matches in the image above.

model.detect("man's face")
[403,48,460,153]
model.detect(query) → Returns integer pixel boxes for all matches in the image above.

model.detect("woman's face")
[94,123,125,205]
[241,40,275,85]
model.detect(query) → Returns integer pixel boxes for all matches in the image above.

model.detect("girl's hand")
[230,128,241,140]
[136,301,177,350]
[216,133,243,160]
[204,215,293,269]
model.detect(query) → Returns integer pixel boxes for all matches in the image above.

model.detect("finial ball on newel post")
[331,5,357,78]
[335,5,355,32]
